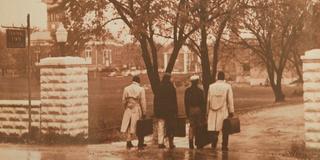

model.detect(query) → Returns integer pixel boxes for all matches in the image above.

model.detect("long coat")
[207,80,234,131]
[120,82,147,134]
[154,81,178,135]
[184,85,206,118]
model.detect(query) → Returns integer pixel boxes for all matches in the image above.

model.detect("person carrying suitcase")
[184,75,206,149]
[120,75,147,150]
[154,72,178,149]
[207,71,235,151]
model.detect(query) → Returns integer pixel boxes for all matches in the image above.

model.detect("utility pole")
[27,14,32,142]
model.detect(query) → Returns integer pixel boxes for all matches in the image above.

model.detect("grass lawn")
[0,73,302,142]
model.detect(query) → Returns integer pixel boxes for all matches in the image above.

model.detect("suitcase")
[195,124,211,148]
[136,118,153,137]
[223,117,240,134]
[174,117,186,137]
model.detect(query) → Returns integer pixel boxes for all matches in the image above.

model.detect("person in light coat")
[120,75,147,149]
[207,71,234,151]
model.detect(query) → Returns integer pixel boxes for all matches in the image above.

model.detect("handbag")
[174,117,186,137]
[223,117,240,134]
[136,118,153,137]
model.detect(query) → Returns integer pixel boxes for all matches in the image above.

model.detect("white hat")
[190,75,199,81]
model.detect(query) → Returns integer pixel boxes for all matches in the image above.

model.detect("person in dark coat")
[184,75,206,149]
[154,72,178,149]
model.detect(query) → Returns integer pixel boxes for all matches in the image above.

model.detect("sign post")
[2,14,32,142]
[27,14,32,142]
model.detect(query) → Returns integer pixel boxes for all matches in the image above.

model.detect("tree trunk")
[200,25,211,96]
[293,52,303,82]
[199,0,212,96]
[212,15,229,83]
[138,37,160,94]
[165,42,183,74]
[269,71,285,102]
[266,62,285,102]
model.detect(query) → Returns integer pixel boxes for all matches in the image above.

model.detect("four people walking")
[120,71,235,151]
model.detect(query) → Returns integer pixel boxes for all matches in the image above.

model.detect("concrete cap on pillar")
[37,56,88,67]
[302,49,320,60]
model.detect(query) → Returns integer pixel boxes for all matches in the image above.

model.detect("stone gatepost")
[38,57,88,138]
[302,49,320,149]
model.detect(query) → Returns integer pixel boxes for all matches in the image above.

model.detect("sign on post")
[6,29,26,48]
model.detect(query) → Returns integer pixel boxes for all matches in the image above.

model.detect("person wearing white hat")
[184,75,206,149]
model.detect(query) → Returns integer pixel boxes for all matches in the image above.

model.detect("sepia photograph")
[0,0,320,159]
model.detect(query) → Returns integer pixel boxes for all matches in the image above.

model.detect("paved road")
[0,104,309,160]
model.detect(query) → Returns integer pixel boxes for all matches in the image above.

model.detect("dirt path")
[231,104,304,155]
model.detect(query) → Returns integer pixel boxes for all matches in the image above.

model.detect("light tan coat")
[120,82,147,134]
[207,80,234,131]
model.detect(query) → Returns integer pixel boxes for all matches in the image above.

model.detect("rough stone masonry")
[302,49,320,149]
[0,100,40,137]
[38,57,89,137]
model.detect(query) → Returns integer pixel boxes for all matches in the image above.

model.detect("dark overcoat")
[154,81,178,135]
[184,85,206,118]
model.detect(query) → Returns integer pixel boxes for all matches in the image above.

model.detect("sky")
[0,0,47,30]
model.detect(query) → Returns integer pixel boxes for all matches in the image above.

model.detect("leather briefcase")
[136,118,153,137]
[174,117,186,137]
[223,117,240,134]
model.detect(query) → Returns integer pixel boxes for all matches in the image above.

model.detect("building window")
[85,47,92,64]
[103,49,112,67]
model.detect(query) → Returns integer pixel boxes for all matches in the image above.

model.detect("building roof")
[31,31,53,46]
[31,31,52,41]
[239,29,255,39]
[86,40,123,47]
[42,0,63,10]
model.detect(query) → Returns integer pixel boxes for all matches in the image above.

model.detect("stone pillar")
[38,57,88,138]
[302,49,320,149]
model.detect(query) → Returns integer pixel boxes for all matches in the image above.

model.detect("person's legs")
[137,135,145,149]
[126,132,134,148]
[165,117,176,149]
[168,135,175,149]
[158,118,166,148]
[211,131,219,149]
[126,120,134,149]
[189,118,195,149]
[222,131,229,151]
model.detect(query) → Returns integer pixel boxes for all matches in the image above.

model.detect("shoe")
[196,146,203,149]
[189,139,194,149]
[211,143,217,149]
[222,147,228,151]
[158,144,166,149]
[142,144,147,147]
[126,141,134,149]
[138,146,144,150]
[169,144,176,149]
[169,137,175,149]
